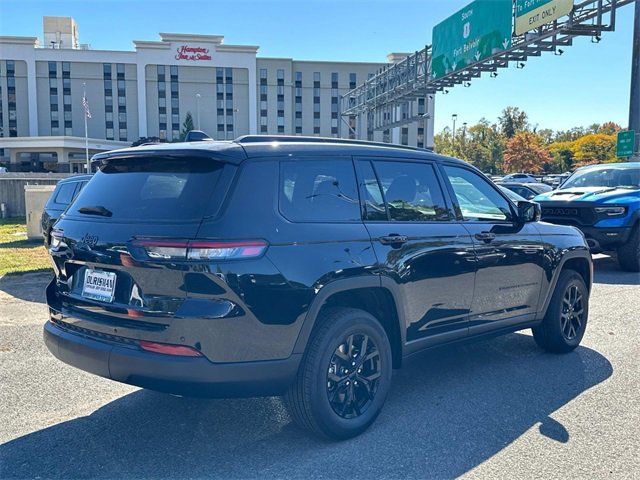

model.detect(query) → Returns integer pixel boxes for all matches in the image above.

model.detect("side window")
[279,158,360,222]
[444,166,514,222]
[371,160,449,222]
[356,160,387,221]
[53,182,76,205]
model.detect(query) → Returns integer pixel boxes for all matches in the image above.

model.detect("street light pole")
[451,113,458,139]
[629,0,640,160]
[195,93,201,130]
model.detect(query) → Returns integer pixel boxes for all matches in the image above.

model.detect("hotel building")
[0,17,434,172]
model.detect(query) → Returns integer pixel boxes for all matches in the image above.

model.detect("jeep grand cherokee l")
[44,136,592,439]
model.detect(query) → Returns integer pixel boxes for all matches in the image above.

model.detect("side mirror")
[517,200,541,223]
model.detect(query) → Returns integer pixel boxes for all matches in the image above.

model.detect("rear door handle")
[379,234,408,245]
[474,232,496,242]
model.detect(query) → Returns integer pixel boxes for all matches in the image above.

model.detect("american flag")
[82,94,92,119]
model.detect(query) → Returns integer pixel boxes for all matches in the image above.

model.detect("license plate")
[82,269,117,303]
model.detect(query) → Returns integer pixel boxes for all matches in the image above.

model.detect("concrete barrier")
[24,185,56,239]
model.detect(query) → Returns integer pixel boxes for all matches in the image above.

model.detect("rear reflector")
[139,340,203,357]
[132,239,268,261]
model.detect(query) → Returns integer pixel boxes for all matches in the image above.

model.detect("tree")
[179,112,195,141]
[503,132,551,173]
[548,141,575,173]
[498,107,528,138]
[598,121,622,135]
[571,133,617,167]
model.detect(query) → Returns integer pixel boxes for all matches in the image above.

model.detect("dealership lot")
[1,255,638,479]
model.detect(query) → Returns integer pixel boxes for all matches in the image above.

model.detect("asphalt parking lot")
[1,255,638,479]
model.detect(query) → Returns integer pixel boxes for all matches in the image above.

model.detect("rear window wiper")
[77,205,113,217]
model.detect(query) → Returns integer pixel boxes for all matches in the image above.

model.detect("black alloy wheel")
[326,333,381,419]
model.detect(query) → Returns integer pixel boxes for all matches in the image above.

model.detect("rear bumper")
[43,320,301,398]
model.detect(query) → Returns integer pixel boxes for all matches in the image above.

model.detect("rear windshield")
[67,157,224,222]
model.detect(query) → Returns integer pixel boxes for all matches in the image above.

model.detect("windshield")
[561,166,640,190]
[67,157,225,222]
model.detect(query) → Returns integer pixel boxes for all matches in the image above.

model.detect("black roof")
[58,174,93,183]
[91,135,466,167]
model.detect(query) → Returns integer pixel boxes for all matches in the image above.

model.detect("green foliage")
[179,112,195,141]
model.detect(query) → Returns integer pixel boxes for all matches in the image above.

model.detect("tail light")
[50,229,67,250]
[131,238,268,261]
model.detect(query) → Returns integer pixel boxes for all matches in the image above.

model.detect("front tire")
[617,225,640,272]
[283,307,393,440]
[532,269,589,353]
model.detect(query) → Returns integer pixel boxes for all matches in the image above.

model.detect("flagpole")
[83,82,89,173]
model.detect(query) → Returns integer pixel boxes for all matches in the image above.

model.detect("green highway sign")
[515,0,574,35]
[616,130,636,158]
[431,0,512,80]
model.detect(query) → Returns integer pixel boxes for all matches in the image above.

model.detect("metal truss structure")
[341,0,635,131]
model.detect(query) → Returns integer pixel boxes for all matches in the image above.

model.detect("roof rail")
[234,135,431,152]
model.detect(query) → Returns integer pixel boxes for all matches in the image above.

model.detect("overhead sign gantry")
[340,0,635,140]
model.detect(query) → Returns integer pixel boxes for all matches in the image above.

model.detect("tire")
[532,269,589,354]
[283,307,393,440]
[617,225,640,272]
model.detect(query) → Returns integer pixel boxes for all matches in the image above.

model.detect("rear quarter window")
[52,182,77,206]
[279,158,360,222]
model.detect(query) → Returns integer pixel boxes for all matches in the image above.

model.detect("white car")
[501,173,539,183]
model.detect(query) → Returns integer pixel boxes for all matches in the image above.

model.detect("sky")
[0,0,636,133]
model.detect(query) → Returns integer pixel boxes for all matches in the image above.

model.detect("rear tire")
[283,307,392,440]
[532,269,589,353]
[617,225,640,272]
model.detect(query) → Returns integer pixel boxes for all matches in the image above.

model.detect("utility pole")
[195,93,202,130]
[630,0,640,160]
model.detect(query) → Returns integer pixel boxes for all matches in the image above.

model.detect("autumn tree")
[571,133,617,167]
[503,132,551,173]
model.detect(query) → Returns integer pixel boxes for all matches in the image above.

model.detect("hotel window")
[294,71,302,134]
[5,60,16,136]
[225,68,234,139]
[276,69,284,133]
[116,63,127,141]
[417,126,425,148]
[418,97,426,115]
[349,73,357,89]
[62,63,72,135]
[171,66,179,139]
[259,68,267,133]
[48,62,59,135]
[157,65,166,140]
[401,127,409,146]
[331,72,338,89]
[313,72,320,134]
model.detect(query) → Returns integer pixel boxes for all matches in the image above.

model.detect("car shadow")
[592,254,640,286]
[0,333,612,479]
[0,272,51,304]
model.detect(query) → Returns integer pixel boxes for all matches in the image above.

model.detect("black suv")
[41,175,92,246]
[45,136,592,439]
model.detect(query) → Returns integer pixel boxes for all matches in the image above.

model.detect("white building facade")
[0,17,434,172]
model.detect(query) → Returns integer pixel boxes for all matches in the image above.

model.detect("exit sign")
[616,130,636,158]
